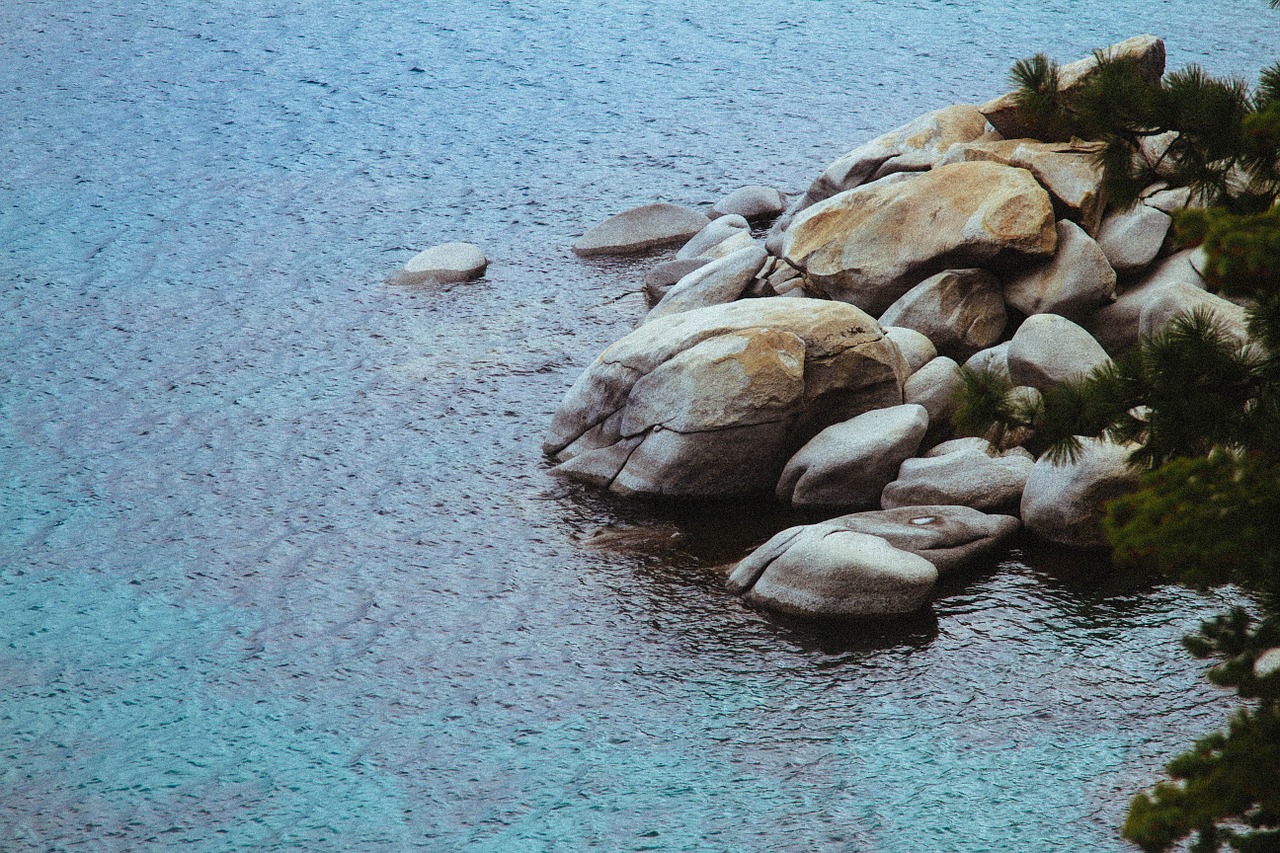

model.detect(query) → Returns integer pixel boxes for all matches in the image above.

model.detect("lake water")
[2,1,1274,850]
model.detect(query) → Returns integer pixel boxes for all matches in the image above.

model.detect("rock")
[904,356,963,428]
[884,326,937,374]
[676,215,750,260]
[728,505,1020,605]
[1139,282,1249,345]
[644,258,711,304]
[712,186,788,222]
[1084,249,1208,355]
[1008,314,1111,389]
[1143,185,1193,214]
[981,35,1166,139]
[878,269,1006,361]
[1021,437,1139,548]
[545,299,908,497]
[730,528,938,617]
[782,161,1057,314]
[793,104,992,214]
[1255,648,1280,680]
[881,442,1035,516]
[964,342,1012,382]
[941,140,1107,234]
[1004,220,1117,322]
[392,242,488,285]
[572,203,710,256]
[776,404,930,508]
[1139,131,1183,181]
[766,261,806,296]
[1096,203,1172,273]
[645,245,768,323]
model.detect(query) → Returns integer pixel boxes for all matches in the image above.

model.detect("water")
[1,1,1274,850]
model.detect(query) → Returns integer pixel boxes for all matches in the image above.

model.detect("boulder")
[1255,648,1280,680]
[727,505,1021,609]
[1096,203,1172,273]
[730,528,938,617]
[884,326,937,374]
[782,161,1057,314]
[712,186,788,222]
[1139,282,1249,345]
[644,258,711,304]
[881,442,1035,516]
[1004,220,1117,322]
[1008,314,1111,389]
[1143,185,1193,214]
[905,356,964,428]
[1021,437,1139,548]
[645,245,768,323]
[964,342,1012,382]
[572,203,710,256]
[879,268,1006,361]
[1084,249,1208,355]
[776,404,930,508]
[981,35,1166,139]
[391,242,488,285]
[941,140,1107,234]
[545,299,908,497]
[676,215,750,260]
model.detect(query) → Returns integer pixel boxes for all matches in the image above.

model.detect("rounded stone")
[393,242,488,285]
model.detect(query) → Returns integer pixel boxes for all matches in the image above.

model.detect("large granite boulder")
[964,341,1012,382]
[1008,314,1111,389]
[782,161,1057,314]
[391,242,488,285]
[1095,203,1172,274]
[980,35,1166,139]
[1021,437,1140,548]
[1004,220,1117,321]
[879,268,1006,361]
[572,203,710,256]
[776,404,930,508]
[881,441,1035,515]
[884,326,937,374]
[1139,282,1249,345]
[645,245,768,323]
[545,299,908,496]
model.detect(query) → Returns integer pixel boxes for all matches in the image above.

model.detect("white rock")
[905,356,963,428]
[1139,282,1249,346]
[1254,648,1280,679]
[1004,220,1117,322]
[1008,314,1110,389]
[644,258,711,304]
[964,342,1012,382]
[1096,204,1172,273]
[393,242,488,285]
[712,186,788,222]
[1021,437,1139,548]
[572,203,710,256]
[881,443,1035,516]
[676,215,750,260]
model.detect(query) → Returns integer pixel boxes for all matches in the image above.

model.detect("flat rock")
[676,215,750,260]
[545,299,908,497]
[392,242,488,285]
[1008,314,1110,389]
[712,186,788,222]
[645,245,768,323]
[1021,437,1139,548]
[881,442,1035,516]
[782,161,1057,314]
[572,203,710,256]
[776,404,930,509]
[1004,220,1117,322]
[879,269,1006,361]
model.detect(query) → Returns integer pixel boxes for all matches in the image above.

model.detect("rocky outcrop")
[776,404,929,508]
[391,242,488,285]
[545,299,907,497]
[878,269,1006,361]
[782,161,1057,314]
[572,203,710,256]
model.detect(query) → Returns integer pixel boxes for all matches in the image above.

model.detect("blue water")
[2,1,1274,850]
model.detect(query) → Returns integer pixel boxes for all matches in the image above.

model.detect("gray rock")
[391,242,488,285]
[644,258,712,304]
[1008,314,1110,389]
[1139,282,1249,345]
[545,299,908,497]
[645,245,768,323]
[879,269,1006,361]
[1021,437,1139,548]
[884,326,937,375]
[675,215,750,260]
[776,404,930,509]
[1143,185,1193,214]
[1084,249,1208,355]
[881,443,1035,516]
[904,356,963,428]
[1096,203,1172,274]
[712,186,788,222]
[572,203,710,256]
[1004,220,1117,322]
[964,342,1012,382]
[731,528,938,617]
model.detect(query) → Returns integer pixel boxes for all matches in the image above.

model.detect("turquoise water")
[1,1,1274,850]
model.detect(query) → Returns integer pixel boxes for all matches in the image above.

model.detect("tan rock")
[782,161,1057,314]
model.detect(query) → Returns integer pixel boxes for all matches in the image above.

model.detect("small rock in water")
[391,242,488,285]
[572,203,709,257]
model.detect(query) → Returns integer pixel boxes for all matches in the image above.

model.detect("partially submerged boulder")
[782,161,1057,314]
[712,186,788,222]
[572,203,710,256]
[391,242,488,285]
[545,299,908,497]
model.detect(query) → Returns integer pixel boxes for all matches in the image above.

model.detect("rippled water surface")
[2,1,1275,850]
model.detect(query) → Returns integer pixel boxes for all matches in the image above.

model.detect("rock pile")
[546,35,1235,618]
